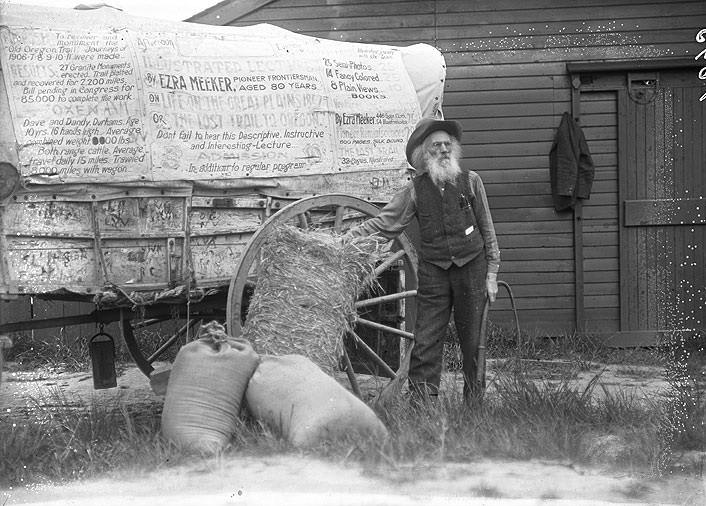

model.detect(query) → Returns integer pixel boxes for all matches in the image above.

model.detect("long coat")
[549,112,595,212]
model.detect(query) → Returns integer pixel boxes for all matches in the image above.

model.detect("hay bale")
[241,225,381,373]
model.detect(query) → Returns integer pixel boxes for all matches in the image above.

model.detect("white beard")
[427,155,462,187]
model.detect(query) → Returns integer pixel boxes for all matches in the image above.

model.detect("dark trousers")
[409,253,487,398]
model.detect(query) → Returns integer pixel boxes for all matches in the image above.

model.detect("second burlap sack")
[246,354,388,448]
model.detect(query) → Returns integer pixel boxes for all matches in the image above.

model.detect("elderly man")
[349,118,500,403]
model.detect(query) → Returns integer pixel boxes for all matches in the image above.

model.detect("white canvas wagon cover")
[0,3,446,189]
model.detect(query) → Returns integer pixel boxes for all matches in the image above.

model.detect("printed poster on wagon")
[0,22,421,183]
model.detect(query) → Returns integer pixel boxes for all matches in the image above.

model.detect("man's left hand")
[486,273,498,303]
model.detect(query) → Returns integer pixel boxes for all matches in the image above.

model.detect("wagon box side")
[0,4,446,299]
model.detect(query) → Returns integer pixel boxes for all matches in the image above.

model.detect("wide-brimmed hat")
[405,118,462,166]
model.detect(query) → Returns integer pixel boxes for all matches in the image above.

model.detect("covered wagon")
[0,4,446,388]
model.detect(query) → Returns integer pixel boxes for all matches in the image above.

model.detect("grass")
[1,324,704,490]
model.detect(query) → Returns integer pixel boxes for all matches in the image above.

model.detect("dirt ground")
[1,361,705,506]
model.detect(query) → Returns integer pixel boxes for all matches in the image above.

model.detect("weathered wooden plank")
[463,128,552,144]
[466,156,614,178]
[268,170,409,201]
[464,140,615,158]
[445,75,556,92]
[436,30,699,52]
[584,246,619,259]
[236,1,434,21]
[232,15,435,33]
[495,221,573,235]
[6,238,96,290]
[584,282,619,297]
[492,296,575,311]
[444,47,697,66]
[500,247,574,261]
[584,270,619,283]
[301,29,436,43]
[189,207,263,235]
[436,15,699,37]
[96,197,185,237]
[444,88,570,105]
[271,0,425,8]
[460,126,614,146]
[500,260,574,272]
[469,156,551,171]
[624,198,706,226]
[0,297,31,326]
[582,220,620,233]
[444,103,563,119]
[585,258,619,271]
[265,0,691,10]
[436,0,695,12]
[583,231,619,247]
[446,62,568,79]
[584,294,620,308]
[436,3,701,24]
[191,234,250,282]
[457,116,563,131]
[486,182,551,197]
[101,238,174,285]
[493,208,571,222]
[445,103,617,121]
[472,168,551,184]
[493,283,574,298]
[499,234,573,248]
[582,206,619,220]
[498,271,574,284]
[579,193,617,207]
[3,201,93,237]
[489,195,554,208]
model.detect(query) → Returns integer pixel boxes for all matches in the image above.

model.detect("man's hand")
[486,273,498,303]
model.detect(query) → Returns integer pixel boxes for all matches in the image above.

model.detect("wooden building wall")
[190,0,706,336]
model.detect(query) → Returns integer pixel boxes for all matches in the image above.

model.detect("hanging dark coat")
[549,112,595,212]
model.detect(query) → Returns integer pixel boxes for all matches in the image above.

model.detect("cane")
[476,296,491,395]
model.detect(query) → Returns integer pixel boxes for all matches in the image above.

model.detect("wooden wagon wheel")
[226,194,418,399]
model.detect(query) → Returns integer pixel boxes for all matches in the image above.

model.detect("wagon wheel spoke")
[356,318,415,341]
[333,205,346,233]
[297,211,309,229]
[146,319,201,363]
[355,289,417,309]
[121,314,156,376]
[121,312,201,377]
[374,249,407,277]
[348,330,397,379]
[341,346,362,397]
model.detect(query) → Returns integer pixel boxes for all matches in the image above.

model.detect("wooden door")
[620,70,705,338]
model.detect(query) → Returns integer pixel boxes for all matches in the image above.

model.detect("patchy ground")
[1,361,704,506]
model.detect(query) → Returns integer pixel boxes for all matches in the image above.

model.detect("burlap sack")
[161,327,259,452]
[245,354,388,448]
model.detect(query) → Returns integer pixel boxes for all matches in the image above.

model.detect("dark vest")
[414,170,485,269]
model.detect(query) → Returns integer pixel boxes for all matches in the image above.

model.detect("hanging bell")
[89,331,117,389]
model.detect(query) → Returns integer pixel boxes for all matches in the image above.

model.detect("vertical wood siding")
[215,0,705,335]
[581,91,620,333]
